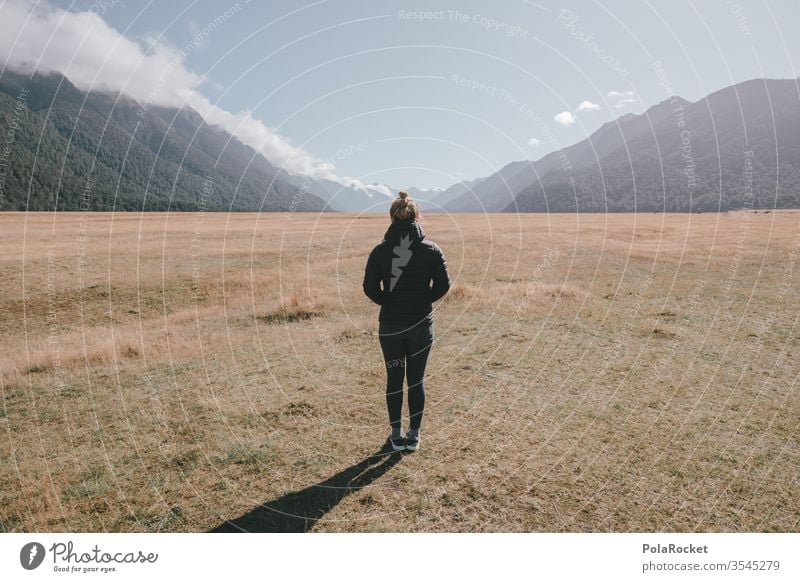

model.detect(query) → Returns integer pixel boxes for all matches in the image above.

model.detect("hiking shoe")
[388,435,406,452]
[405,432,420,451]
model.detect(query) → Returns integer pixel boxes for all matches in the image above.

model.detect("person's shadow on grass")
[210,442,405,532]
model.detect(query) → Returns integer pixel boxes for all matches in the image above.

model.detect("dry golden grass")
[1,210,799,532]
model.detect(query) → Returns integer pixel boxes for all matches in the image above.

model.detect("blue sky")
[29,1,800,188]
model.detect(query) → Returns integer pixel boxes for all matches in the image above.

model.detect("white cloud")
[331,176,391,197]
[577,100,600,112]
[607,90,637,109]
[0,0,333,178]
[554,111,576,126]
[527,137,542,148]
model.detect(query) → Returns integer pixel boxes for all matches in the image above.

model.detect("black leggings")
[378,322,433,431]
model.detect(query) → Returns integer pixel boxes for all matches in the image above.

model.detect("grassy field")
[1,210,798,532]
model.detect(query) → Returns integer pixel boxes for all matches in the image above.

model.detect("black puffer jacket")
[363,219,450,326]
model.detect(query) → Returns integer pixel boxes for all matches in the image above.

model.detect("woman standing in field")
[363,191,451,452]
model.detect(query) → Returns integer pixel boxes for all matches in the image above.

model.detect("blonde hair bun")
[390,191,419,222]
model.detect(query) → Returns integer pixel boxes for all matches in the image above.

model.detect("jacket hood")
[383,219,425,247]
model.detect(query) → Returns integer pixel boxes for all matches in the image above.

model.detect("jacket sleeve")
[429,246,451,302]
[362,247,385,305]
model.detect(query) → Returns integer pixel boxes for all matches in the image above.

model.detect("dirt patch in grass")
[258,307,322,324]
[650,326,678,339]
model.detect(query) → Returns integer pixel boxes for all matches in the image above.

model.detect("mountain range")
[1,70,798,213]
[445,78,800,212]
[0,70,328,211]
